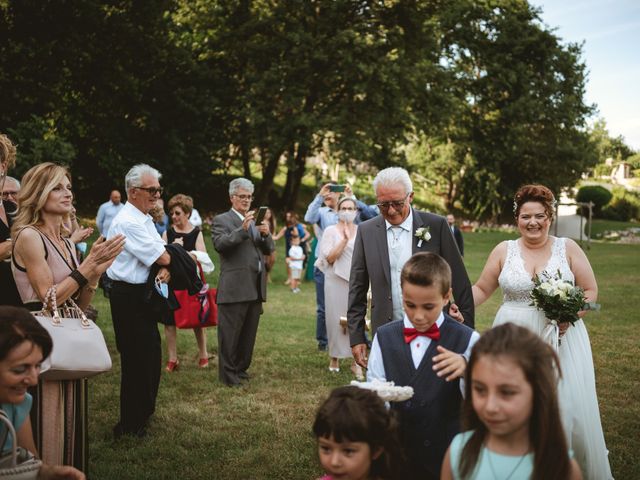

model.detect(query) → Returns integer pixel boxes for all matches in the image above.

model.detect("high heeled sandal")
[166,359,180,372]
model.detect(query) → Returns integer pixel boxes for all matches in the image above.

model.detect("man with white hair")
[212,178,274,387]
[1,176,20,204]
[107,164,171,438]
[347,167,474,367]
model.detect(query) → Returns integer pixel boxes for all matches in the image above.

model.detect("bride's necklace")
[485,443,529,480]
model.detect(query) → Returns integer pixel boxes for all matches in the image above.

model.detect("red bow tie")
[403,324,440,343]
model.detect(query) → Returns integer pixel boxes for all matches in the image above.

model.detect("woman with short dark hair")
[0,306,85,479]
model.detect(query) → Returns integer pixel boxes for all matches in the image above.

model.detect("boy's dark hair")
[400,252,451,295]
[460,323,571,480]
[313,386,405,480]
[0,306,53,362]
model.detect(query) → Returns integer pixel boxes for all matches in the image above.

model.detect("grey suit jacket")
[347,208,474,346]
[212,209,275,304]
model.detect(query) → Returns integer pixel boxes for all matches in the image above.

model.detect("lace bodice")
[498,237,574,303]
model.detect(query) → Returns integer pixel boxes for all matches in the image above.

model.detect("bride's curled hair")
[513,185,556,220]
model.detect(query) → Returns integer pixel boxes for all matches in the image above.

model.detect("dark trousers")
[217,300,261,386]
[109,282,161,431]
[313,267,327,348]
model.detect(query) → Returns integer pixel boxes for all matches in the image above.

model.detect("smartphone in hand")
[255,206,268,225]
[329,184,346,193]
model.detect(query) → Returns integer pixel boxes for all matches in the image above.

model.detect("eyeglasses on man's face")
[233,194,253,201]
[1,191,18,200]
[376,192,410,211]
[135,186,163,196]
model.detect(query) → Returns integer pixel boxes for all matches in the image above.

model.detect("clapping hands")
[85,234,126,274]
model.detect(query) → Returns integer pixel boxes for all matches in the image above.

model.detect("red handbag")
[173,263,218,329]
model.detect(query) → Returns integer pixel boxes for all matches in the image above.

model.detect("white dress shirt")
[386,210,413,322]
[106,202,167,284]
[367,312,480,395]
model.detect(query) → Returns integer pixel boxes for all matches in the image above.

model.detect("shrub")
[576,185,613,217]
[601,190,640,222]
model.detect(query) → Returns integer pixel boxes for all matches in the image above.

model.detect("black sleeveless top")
[0,200,22,306]
[166,226,200,251]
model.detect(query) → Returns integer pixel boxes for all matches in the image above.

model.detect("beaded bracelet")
[69,269,88,288]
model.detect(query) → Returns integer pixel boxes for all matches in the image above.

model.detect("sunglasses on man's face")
[376,193,411,211]
[135,186,163,196]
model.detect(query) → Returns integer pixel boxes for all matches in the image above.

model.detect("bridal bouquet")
[530,270,600,348]
[530,271,588,325]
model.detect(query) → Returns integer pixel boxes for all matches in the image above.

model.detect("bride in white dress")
[471,185,613,480]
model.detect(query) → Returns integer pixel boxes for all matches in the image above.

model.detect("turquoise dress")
[1,393,32,453]
[450,431,534,480]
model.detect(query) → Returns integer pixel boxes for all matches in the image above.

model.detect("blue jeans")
[314,266,327,348]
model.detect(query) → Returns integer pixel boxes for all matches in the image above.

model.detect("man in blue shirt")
[96,190,124,236]
[304,183,377,351]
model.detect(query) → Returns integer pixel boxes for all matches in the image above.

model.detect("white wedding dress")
[494,237,613,480]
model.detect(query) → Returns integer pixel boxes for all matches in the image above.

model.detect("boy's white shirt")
[288,244,305,269]
[367,312,480,396]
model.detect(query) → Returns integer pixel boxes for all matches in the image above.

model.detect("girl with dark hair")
[441,323,582,480]
[471,184,612,479]
[0,306,85,479]
[313,386,404,480]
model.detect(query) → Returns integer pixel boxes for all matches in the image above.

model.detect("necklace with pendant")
[485,444,528,480]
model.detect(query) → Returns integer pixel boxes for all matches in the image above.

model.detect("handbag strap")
[196,261,207,286]
[0,410,19,468]
[39,285,91,328]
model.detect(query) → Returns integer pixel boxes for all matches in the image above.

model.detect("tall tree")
[432,0,596,220]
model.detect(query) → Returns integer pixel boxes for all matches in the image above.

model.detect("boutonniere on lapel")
[415,227,431,247]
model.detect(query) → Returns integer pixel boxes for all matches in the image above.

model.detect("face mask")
[155,278,169,298]
[338,211,357,223]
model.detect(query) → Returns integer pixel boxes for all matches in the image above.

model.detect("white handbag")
[34,286,112,380]
[0,411,41,480]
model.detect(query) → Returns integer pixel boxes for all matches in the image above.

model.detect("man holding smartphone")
[211,178,274,386]
[304,182,378,351]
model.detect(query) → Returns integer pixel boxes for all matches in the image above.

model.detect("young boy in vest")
[367,252,480,480]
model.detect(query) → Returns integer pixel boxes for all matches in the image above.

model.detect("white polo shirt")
[107,202,166,284]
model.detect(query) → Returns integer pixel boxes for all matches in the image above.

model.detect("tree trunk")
[255,149,282,205]
[286,143,308,211]
[281,143,296,207]
[241,141,251,180]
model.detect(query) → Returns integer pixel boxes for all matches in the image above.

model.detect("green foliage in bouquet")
[530,270,592,325]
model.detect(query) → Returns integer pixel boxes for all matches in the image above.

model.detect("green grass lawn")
[86,232,639,479]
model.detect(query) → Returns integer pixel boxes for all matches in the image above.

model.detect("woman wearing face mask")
[315,197,363,379]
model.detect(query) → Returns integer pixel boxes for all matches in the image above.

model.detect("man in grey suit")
[348,167,474,367]
[212,178,274,386]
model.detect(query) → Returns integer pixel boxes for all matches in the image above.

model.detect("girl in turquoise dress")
[441,323,582,480]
